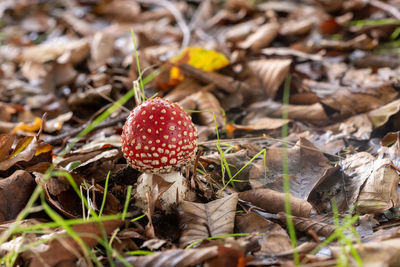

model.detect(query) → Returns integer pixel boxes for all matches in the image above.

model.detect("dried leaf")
[239,189,313,217]
[340,152,400,214]
[250,138,333,201]
[235,212,279,234]
[368,99,400,128]
[179,193,238,248]
[119,246,219,267]
[248,59,292,99]
[330,238,400,266]
[19,39,89,65]
[29,220,122,267]
[188,91,224,128]
[238,22,279,51]
[0,170,36,221]
[277,212,336,238]
[0,136,39,171]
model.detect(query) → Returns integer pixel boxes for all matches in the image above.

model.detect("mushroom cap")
[121,98,197,173]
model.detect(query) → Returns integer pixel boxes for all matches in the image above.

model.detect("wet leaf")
[179,193,238,248]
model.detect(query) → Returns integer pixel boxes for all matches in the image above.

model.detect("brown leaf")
[247,59,292,99]
[89,32,115,71]
[235,211,280,234]
[19,39,89,65]
[255,222,293,255]
[368,99,400,128]
[118,246,219,267]
[238,22,279,51]
[179,193,238,248]
[0,136,38,171]
[0,170,36,222]
[330,238,400,266]
[29,219,123,267]
[250,138,333,201]
[277,212,336,238]
[189,91,224,128]
[239,188,313,217]
[0,134,15,162]
[340,152,400,214]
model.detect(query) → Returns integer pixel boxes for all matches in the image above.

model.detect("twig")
[369,0,400,20]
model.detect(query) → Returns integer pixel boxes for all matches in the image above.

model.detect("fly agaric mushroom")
[121,97,197,210]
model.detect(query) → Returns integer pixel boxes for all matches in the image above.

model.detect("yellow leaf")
[170,47,229,72]
[12,117,42,134]
[35,143,53,156]
[9,137,33,159]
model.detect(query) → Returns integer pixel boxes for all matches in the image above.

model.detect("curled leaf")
[239,189,313,217]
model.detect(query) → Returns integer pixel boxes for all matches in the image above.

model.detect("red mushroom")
[121,97,197,210]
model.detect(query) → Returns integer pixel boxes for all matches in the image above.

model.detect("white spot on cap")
[171,137,176,142]
[147,129,152,133]
[148,140,152,144]
[144,146,149,150]
[163,135,169,140]
[142,135,146,140]
[151,147,155,151]
[141,111,146,115]
[172,111,176,115]
[157,148,164,153]
[135,144,141,150]
[152,107,156,110]
[152,160,159,165]
[170,158,177,164]
[178,141,182,145]
[169,126,175,130]
[161,109,166,113]
[161,157,168,163]
[178,121,182,125]
[160,116,164,120]
[183,131,187,136]
[149,115,153,119]
[153,153,159,157]
[156,139,160,143]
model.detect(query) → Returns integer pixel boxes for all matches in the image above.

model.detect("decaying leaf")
[368,99,400,128]
[330,238,400,266]
[235,211,277,234]
[238,22,279,51]
[0,170,36,222]
[247,59,292,99]
[179,193,238,248]
[118,246,220,267]
[239,189,313,217]
[255,221,293,255]
[19,39,90,65]
[277,212,336,238]
[340,152,400,214]
[250,138,333,201]
[28,219,122,267]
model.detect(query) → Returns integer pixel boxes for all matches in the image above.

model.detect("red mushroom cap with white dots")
[121,98,197,173]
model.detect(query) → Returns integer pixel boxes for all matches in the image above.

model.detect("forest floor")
[1,0,400,266]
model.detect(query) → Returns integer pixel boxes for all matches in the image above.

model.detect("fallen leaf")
[239,188,313,217]
[247,59,292,99]
[340,152,400,214]
[238,22,279,51]
[179,193,238,248]
[250,138,333,201]
[277,212,336,238]
[368,99,400,128]
[0,170,36,222]
[118,246,219,267]
[170,47,229,72]
[29,219,123,267]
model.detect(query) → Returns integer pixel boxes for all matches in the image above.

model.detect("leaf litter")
[1,0,400,266]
